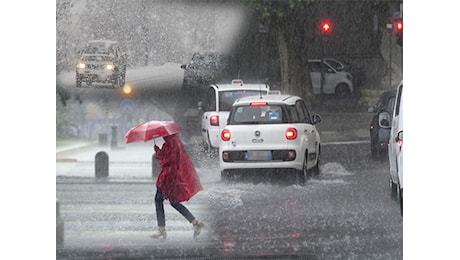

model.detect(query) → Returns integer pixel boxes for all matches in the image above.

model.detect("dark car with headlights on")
[76,40,127,88]
[368,89,396,158]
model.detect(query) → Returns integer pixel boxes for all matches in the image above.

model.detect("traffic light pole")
[389,32,392,89]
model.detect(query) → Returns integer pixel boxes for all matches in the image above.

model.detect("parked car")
[307,59,354,98]
[388,80,403,216]
[76,40,127,88]
[368,89,397,158]
[323,58,346,71]
[199,79,270,151]
[180,51,235,88]
[219,94,322,184]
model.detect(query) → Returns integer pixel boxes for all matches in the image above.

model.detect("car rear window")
[230,105,284,124]
[219,91,266,111]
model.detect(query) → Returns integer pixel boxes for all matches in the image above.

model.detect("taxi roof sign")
[231,79,243,85]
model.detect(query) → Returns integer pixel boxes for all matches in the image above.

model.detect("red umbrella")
[124,120,182,143]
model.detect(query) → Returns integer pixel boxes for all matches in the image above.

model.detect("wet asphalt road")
[56,142,402,259]
[56,65,401,259]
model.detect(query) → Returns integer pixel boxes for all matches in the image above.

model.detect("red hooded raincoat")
[155,134,203,203]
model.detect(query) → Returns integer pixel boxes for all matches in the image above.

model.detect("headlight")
[76,62,85,69]
[105,64,115,70]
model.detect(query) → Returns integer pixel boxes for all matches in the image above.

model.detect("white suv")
[307,59,353,98]
[199,79,270,151]
[219,94,322,184]
[388,80,403,216]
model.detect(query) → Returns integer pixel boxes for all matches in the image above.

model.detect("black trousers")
[154,187,195,227]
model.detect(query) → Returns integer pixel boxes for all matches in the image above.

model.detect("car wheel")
[370,139,377,158]
[308,149,321,177]
[296,152,308,185]
[221,170,231,182]
[399,187,403,217]
[335,83,351,99]
[389,178,398,201]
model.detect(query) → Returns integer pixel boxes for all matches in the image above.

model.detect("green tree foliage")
[235,0,393,105]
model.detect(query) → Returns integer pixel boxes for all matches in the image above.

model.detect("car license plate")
[245,151,272,161]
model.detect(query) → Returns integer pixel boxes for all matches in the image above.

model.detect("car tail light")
[250,102,268,106]
[285,128,297,140]
[221,129,231,141]
[397,139,403,151]
[210,115,219,126]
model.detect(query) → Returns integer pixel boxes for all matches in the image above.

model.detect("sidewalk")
[56,112,372,156]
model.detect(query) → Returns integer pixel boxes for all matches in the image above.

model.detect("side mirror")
[378,112,391,128]
[180,64,187,70]
[397,131,403,142]
[312,114,322,124]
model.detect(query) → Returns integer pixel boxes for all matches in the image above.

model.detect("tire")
[335,83,351,99]
[389,178,398,201]
[296,153,308,185]
[308,147,321,177]
[221,170,231,182]
[311,151,321,176]
[399,187,403,217]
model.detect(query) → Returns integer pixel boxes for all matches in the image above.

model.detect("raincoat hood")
[155,134,202,202]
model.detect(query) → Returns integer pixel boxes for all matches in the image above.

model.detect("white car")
[200,79,270,151]
[219,94,322,184]
[307,59,353,98]
[388,80,403,216]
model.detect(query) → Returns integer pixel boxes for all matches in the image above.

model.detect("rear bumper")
[220,152,303,171]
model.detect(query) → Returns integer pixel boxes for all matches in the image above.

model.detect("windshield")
[81,42,115,55]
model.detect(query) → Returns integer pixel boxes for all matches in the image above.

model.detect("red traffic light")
[321,21,332,34]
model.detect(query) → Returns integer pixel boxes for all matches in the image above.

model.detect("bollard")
[95,151,109,177]
[111,125,118,149]
[152,153,160,178]
[56,199,64,247]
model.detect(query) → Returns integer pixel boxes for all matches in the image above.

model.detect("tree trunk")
[274,23,314,105]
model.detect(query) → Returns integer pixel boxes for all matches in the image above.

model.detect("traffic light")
[394,19,403,46]
[320,20,332,36]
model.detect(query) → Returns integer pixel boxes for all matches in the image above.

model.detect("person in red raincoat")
[150,133,204,239]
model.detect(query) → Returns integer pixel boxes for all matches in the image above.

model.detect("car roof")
[233,94,300,106]
[211,80,269,92]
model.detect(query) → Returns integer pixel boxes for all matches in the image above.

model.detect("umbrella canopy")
[124,120,182,143]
